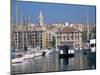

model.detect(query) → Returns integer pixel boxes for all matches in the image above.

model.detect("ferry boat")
[59,45,75,58]
[87,39,96,60]
[68,48,75,57]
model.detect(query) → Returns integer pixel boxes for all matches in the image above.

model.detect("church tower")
[38,11,44,26]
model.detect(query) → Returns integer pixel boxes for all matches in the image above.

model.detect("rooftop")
[56,27,81,33]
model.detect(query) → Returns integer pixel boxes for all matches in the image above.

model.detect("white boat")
[11,51,24,63]
[23,53,34,59]
[12,54,24,63]
[87,39,96,60]
[55,48,59,52]
[34,52,42,57]
[42,49,52,55]
[33,49,43,57]
[12,56,24,63]
[90,39,96,53]
[45,50,52,55]
[23,48,43,59]
[68,49,75,55]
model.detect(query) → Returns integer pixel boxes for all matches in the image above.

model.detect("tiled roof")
[57,27,80,33]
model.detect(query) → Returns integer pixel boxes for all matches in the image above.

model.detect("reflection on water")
[11,51,96,74]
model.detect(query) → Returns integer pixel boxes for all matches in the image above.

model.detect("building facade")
[56,27,82,49]
[11,11,84,50]
[11,11,47,49]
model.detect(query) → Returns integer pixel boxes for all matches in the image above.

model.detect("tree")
[82,30,87,42]
[51,36,56,48]
[91,28,96,39]
[82,28,96,42]
[24,46,27,52]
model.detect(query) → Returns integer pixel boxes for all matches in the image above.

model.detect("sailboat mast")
[28,16,31,25]
[87,8,89,41]
[16,1,19,50]
[20,9,24,50]
[25,17,29,49]
[28,16,32,46]
[11,17,15,49]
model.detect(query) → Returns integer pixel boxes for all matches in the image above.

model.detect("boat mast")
[28,16,31,25]
[11,17,15,49]
[28,16,32,47]
[16,1,19,51]
[25,17,29,50]
[87,8,90,42]
[20,9,24,50]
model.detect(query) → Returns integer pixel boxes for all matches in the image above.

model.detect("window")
[41,40,42,43]
[63,36,66,40]
[57,36,61,39]
[14,32,17,33]
[78,44,80,47]
[72,33,73,40]
[40,37,42,40]
[67,36,69,40]
[91,44,95,47]
[15,35,17,37]
[18,32,20,34]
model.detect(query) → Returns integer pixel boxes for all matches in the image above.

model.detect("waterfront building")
[56,27,82,49]
[83,24,96,31]
[11,11,47,49]
[11,11,84,50]
[68,23,96,32]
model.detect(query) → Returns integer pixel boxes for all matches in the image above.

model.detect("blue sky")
[11,0,96,25]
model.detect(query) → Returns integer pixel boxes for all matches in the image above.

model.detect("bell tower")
[38,11,44,26]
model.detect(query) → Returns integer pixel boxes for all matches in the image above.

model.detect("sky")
[11,0,96,25]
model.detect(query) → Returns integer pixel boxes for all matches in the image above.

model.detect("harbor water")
[11,50,96,74]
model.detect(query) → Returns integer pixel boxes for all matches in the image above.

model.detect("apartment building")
[56,27,82,49]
